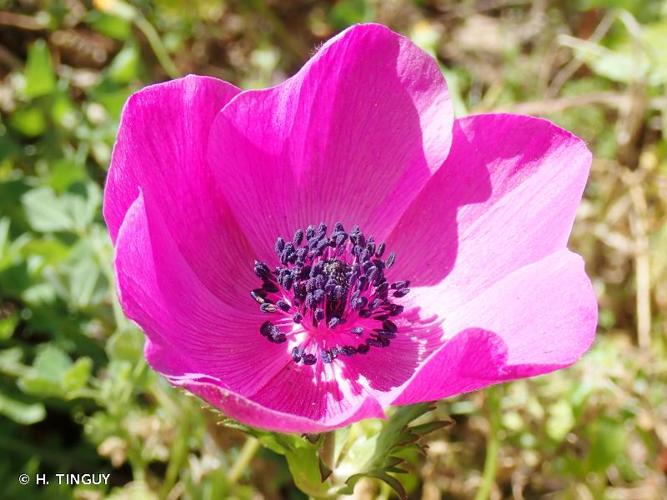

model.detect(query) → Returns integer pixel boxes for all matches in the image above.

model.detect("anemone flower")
[104,23,597,433]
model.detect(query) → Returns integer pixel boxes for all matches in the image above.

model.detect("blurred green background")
[0,0,666,498]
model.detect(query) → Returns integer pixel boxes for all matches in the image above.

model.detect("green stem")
[97,1,178,77]
[227,436,261,484]
[134,16,179,78]
[320,431,336,474]
[159,420,189,499]
[475,388,502,500]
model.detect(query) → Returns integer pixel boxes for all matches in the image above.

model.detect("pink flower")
[104,24,597,433]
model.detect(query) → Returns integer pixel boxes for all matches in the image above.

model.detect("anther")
[340,345,356,356]
[254,261,271,279]
[253,223,410,364]
[251,290,266,304]
[260,321,273,337]
[260,303,277,313]
[275,237,285,254]
[276,300,291,312]
[303,353,317,365]
[270,333,287,343]
[382,320,397,333]
[293,229,304,246]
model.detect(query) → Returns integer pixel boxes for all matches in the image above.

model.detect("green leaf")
[220,417,333,497]
[63,357,92,393]
[0,347,27,377]
[329,0,372,29]
[563,19,667,86]
[21,183,101,234]
[565,37,643,84]
[33,344,72,379]
[336,403,446,498]
[0,311,19,340]
[406,419,452,436]
[51,93,80,131]
[63,182,102,230]
[68,256,101,308]
[586,418,627,472]
[284,445,331,498]
[365,471,407,500]
[0,392,46,425]
[86,11,132,40]
[23,40,57,99]
[22,187,73,232]
[20,237,71,268]
[9,107,47,137]
[106,328,144,362]
[0,217,10,266]
[546,400,575,442]
[373,403,434,460]
[108,44,140,83]
[18,345,72,397]
[47,159,86,192]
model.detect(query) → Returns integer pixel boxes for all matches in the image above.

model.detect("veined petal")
[394,250,597,404]
[387,113,592,302]
[170,374,386,433]
[114,193,291,395]
[104,75,255,305]
[208,23,453,262]
[116,192,418,432]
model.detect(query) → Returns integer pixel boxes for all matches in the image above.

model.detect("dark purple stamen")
[276,300,291,312]
[357,343,370,354]
[260,303,277,313]
[303,353,317,365]
[251,222,410,364]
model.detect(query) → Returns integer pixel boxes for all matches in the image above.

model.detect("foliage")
[0,0,666,498]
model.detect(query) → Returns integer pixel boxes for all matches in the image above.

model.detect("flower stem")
[95,0,179,78]
[475,387,502,500]
[227,436,261,485]
[134,16,179,78]
[320,431,336,473]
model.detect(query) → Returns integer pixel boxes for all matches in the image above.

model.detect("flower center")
[251,222,410,365]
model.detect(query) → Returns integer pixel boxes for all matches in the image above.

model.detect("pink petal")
[387,113,592,305]
[394,250,597,404]
[104,75,255,305]
[171,374,386,433]
[172,305,442,433]
[114,193,291,395]
[338,307,443,402]
[208,23,452,261]
[243,307,443,427]
[116,192,399,432]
